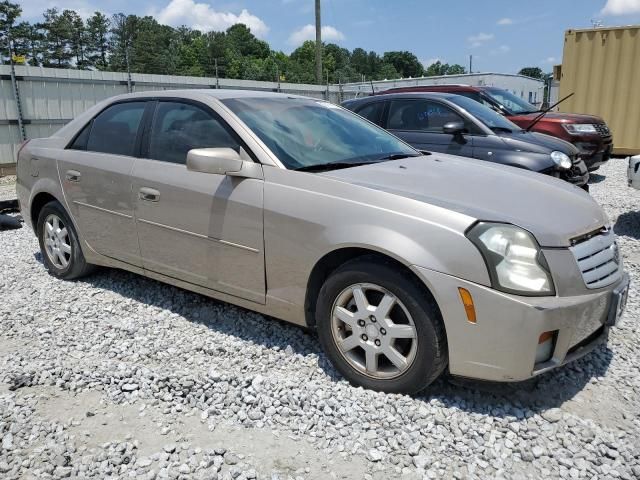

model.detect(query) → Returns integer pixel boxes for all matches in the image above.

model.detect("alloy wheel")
[43,213,72,269]
[330,283,418,379]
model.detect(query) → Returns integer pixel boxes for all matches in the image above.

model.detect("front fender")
[490,150,556,172]
[263,168,491,314]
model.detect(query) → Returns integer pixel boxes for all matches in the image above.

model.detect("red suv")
[376,85,613,171]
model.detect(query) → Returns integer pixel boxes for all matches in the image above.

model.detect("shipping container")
[558,25,640,156]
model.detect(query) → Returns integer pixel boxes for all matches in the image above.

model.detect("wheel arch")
[304,246,444,332]
[30,191,61,229]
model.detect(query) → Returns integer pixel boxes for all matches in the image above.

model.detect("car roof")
[377,85,487,94]
[104,89,315,102]
[345,92,462,103]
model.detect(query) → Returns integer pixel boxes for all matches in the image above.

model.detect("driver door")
[132,100,266,303]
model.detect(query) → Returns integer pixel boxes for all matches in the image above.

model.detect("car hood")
[497,131,579,157]
[320,154,607,247]
[510,112,604,124]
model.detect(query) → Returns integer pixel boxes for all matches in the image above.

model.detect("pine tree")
[0,0,22,63]
[42,8,74,67]
[11,21,46,66]
[86,12,110,69]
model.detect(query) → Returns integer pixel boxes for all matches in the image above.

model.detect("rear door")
[385,98,474,157]
[132,99,266,303]
[57,100,148,267]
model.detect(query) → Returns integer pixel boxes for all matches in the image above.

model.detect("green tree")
[377,62,399,80]
[11,22,45,65]
[129,16,177,74]
[9,3,437,85]
[41,8,76,67]
[424,61,467,76]
[86,12,110,69]
[518,67,544,79]
[382,51,424,78]
[447,64,466,75]
[288,40,316,83]
[349,47,369,78]
[109,13,135,72]
[0,0,22,63]
[67,10,87,68]
[225,24,269,59]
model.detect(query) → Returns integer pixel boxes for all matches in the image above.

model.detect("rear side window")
[354,102,385,126]
[68,122,91,150]
[148,101,240,164]
[87,102,146,156]
[388,99,464,133]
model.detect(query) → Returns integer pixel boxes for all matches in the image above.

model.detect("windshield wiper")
[294,160,382,172]
[295,153,422,172]
[375,152,423,161]
[491,126,513,133]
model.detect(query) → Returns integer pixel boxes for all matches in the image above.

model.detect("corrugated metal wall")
[0,65,357,166]
[559,26,640,155]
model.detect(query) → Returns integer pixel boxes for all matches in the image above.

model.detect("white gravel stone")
[1,161,639,479]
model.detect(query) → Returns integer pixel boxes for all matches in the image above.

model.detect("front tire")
[36,201,94,280]
[316,257,448,394]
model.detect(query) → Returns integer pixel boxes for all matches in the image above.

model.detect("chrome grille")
[594,123,611,137]
[570,228,622,289]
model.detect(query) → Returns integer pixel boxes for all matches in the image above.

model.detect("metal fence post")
[8,35,26,142]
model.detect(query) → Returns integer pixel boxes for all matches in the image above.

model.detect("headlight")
[467,223,555,296]
[563,123,597,134]
[550,151,572,170]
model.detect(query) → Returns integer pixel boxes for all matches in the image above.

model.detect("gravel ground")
[0,175,17,201]
[1,160,639,480]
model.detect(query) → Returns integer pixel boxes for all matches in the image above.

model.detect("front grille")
[594,123,611,138]
[570,228,622,289]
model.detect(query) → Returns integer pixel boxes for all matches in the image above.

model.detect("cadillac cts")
[16,90,629,394]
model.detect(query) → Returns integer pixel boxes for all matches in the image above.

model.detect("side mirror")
[187,148,243,175]
[443,121,466,135]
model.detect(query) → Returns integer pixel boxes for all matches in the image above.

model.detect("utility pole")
[469,55,473,74]
[124,41,132,93]
[215,58,219,89]
[315,0,322,84]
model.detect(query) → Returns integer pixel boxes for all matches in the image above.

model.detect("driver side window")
[388,99,465,133]
[148,102,240,164]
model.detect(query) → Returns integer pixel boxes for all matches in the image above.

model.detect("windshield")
[483,87,539,115]
[222,97,418,170]
[447,95,522,132]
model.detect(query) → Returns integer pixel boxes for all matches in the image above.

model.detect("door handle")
[139,187,160,202]
[65,170,81,182]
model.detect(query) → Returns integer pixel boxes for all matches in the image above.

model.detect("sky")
[18,0,640,73]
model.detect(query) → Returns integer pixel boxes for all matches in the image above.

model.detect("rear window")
[86,102,146,157]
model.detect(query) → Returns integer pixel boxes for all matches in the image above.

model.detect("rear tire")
[36,200,94,280]
[316,257,448,394]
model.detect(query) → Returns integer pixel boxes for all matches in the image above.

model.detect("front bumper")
[547,158,589,187]
[413,266,629,382]
[576,138,613,170]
